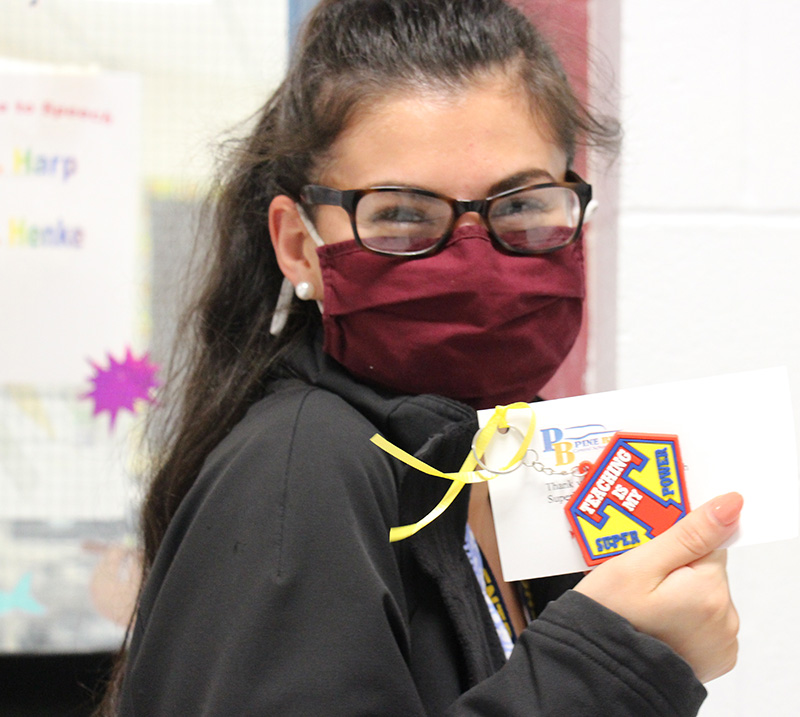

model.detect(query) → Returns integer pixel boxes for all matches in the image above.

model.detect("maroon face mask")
[317,225,585,410]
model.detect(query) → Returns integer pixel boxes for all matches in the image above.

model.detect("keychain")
[564,433,689,566]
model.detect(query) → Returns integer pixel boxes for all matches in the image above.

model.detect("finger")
[628,492,742,578]
[689,547,727,570]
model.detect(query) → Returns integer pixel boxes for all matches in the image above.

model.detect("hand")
[574,492,743,683]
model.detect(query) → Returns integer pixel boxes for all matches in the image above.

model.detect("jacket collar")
[280,330,478,455]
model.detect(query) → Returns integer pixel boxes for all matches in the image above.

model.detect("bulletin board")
[0,66,149,652]
[0,0,289,653]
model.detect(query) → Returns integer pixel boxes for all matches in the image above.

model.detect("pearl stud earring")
[294,281,314,301]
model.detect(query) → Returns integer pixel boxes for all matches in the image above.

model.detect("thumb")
[629,492,743,578]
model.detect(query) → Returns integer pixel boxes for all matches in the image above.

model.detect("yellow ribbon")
[369,402,535,542]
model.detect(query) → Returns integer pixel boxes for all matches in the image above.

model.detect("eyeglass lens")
[355,191,452,254]
[354,186,582,255]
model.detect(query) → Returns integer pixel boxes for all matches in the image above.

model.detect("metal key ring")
[470,424,525,475]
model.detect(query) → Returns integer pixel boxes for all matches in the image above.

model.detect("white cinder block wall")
[594,1,800,714]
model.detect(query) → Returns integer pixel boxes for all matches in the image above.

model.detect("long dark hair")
[98,0,618,711]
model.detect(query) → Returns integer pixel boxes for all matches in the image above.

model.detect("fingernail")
[709,492,744,526]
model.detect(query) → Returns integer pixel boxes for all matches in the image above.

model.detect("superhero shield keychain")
[564,433,690,566]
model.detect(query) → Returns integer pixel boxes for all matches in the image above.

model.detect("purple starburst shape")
[81,347,160,429]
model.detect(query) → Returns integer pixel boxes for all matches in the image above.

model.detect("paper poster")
[483,367,799,581]
[0,68,140,383]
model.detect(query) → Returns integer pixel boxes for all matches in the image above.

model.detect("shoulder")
[170,380,404,569]
[205,380,399,496]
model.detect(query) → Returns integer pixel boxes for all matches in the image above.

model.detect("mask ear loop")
[295,205,325,248]
[269,205,326,336]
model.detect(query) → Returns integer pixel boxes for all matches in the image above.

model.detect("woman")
[106,1,741,714]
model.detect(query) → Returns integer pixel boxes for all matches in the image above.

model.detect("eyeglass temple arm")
[300,185,346,208]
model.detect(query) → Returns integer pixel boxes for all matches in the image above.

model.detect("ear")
[269,195,323,298]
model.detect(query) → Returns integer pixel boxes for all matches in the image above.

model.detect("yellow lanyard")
[370,402,535,542]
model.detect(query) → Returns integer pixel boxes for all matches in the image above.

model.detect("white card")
[482,367,799,581]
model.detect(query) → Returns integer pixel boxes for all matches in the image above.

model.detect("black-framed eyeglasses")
[300,170,592,257]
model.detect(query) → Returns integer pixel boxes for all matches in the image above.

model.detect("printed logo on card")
[564,433,689,566]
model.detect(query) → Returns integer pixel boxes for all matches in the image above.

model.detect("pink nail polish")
[710,492,744,526]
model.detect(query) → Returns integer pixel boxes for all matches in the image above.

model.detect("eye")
[491,194,550,219]
[489,187,578,231]
[370,205,434,225]
[357,191,450,229]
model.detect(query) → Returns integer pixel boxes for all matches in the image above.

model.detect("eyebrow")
[487,169,556,196]
[365,168,558,197]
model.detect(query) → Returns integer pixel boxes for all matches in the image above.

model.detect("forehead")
[317,74,567,198]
